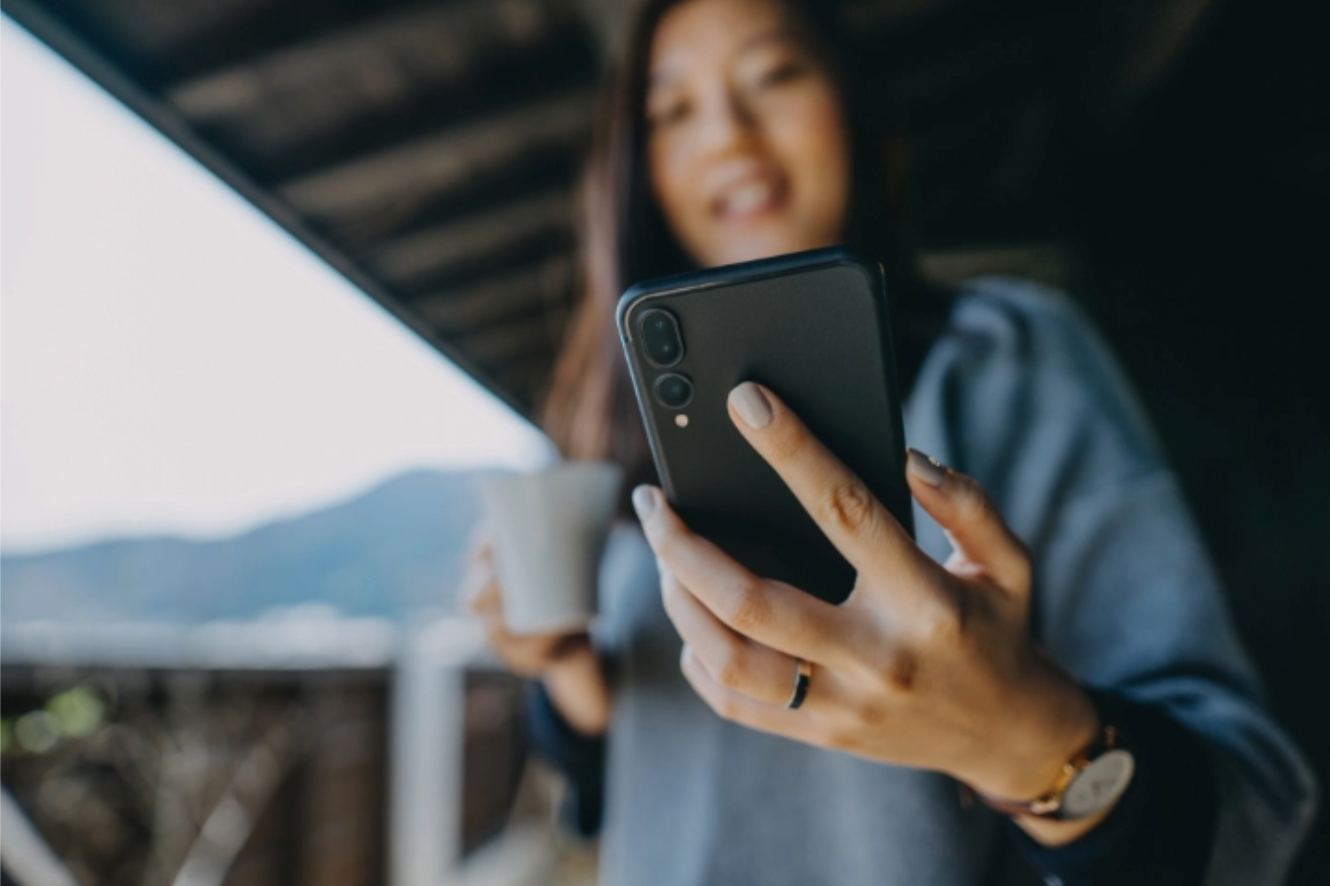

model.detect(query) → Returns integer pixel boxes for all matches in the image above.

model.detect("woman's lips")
[711,174,789,222]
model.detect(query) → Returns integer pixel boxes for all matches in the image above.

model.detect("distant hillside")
[0,470,482,623]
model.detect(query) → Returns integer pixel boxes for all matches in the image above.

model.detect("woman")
[464,0,1316,882]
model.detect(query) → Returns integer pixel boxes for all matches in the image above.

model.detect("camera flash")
[675,414,689,428]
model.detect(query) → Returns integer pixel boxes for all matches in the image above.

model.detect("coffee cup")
[477,461,623,634]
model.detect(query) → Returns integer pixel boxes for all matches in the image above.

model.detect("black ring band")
[787,659,812,709]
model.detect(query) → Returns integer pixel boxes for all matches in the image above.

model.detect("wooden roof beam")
[412,256,574,334]
[275,89,593,229]
[364,191,573,287]
[455,309,568,368]
[166,0,586,156]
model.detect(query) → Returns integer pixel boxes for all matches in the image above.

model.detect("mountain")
[0,469,483,624]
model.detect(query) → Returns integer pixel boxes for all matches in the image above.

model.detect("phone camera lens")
[639,309,685,367]
[653,373,694,410]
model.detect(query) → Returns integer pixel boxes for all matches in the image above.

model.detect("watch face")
[1061,750,1135,819]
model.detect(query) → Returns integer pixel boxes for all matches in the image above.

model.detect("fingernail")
[907,448,947,487]
[729,382,772,430]
[632,485,657,521]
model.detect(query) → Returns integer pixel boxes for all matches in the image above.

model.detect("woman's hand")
[633,382,1105,844]
[462,529,612,735]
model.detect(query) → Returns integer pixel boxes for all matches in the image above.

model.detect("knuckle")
[885,653,919,695]
[847,695,890,732]
[724,578,773,633]
[713,693,743,721]
[955,477,996,524]
[821,481,876,536]
[919,594,966,651]
[872,648,920,696]
[711,645,748,690]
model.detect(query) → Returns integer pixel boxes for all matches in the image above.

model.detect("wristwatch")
[974,723,1136,821]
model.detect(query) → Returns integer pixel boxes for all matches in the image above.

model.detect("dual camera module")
[639,309,692,409]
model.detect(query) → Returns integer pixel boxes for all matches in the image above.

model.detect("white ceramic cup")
[477,461,624,635]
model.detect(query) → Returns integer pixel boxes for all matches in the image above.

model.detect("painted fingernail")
[907,448,947,487]
[632,485,657,521]
[729,382,772,430]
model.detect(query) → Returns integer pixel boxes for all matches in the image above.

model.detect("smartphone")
[617,246,913,606]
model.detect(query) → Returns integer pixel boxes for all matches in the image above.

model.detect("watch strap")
[974,724,1121,820]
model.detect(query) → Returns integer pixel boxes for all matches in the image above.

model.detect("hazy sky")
[0,21,551,554]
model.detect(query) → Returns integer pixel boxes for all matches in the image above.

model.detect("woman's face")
[645,0,852,268]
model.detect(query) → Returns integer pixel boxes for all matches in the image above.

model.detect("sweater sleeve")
[1027,468,1315,886]
[1009,686,1218,885]
[906,279,1318,884]
[522,678,606,839]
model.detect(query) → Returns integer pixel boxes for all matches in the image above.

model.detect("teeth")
[723,180,775,215]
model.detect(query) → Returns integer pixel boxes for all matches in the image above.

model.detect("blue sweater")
[525,277,1317,885]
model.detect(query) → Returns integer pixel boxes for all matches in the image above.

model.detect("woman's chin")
[701,228,832,267]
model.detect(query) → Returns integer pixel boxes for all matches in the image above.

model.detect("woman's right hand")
[462,534,589,677]
[461,528,613,735]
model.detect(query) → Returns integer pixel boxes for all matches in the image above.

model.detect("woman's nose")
[696,88,760,158]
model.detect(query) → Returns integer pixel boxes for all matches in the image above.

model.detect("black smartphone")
[617,246,913,606]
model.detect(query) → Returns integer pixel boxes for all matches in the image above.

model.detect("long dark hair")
[539,0,951,507]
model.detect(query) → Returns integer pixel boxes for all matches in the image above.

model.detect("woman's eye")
[757,60,806,88]
[647,102,690,130]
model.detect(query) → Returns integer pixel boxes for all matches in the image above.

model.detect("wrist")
[539,632,594,678]
[541,641,611,736]
[961,662,1100,802]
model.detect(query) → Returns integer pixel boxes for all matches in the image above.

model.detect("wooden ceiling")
[3,0,1234,415]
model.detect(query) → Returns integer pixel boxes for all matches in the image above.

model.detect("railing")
[0,615,556,886]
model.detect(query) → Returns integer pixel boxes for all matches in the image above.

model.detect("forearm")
[541,641,613,736]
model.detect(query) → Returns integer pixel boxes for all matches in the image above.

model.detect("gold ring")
[787,658,812,709]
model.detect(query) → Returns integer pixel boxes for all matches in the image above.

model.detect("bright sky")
[0,20,552,554]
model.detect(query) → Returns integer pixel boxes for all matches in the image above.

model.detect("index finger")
[632,485,860,670]
[726,382,928,587]
[461,559,501,616]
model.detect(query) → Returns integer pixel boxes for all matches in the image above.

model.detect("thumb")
[904,449,1031,599]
